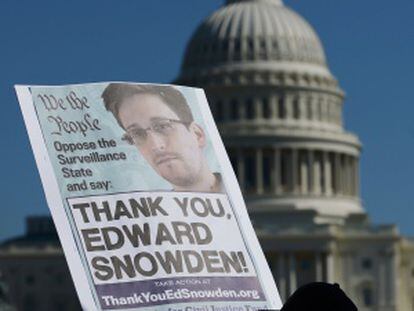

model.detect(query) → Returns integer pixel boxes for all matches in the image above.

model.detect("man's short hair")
[101,83,194,129]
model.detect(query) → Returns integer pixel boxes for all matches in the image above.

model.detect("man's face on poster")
[118,94,206,188]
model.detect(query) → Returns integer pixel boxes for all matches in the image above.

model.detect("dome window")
[317,99,322,121]
[293,97,300,119]
[278,96,286,119]
[234,39,241,52]
[246,98,255,119]
[263,98,272,119]
[212,42,218,53]
[259,39,267,59]
[222,41,229,52]
[280,149,290,192]
[307,97,313,120]
[247,38,254,52]
[260,39,266,50]
[263,149,273,192]
[230,99,239,120]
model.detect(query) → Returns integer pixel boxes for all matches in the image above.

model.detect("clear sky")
[0,0,413,241]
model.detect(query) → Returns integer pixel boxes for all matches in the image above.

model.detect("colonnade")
[213,93,342,126]
[229,147,359,197]
[269,252,332,302]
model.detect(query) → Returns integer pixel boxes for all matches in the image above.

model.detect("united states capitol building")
[1,0,414,310]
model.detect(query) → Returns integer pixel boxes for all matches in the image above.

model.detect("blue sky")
[0,0,413,241]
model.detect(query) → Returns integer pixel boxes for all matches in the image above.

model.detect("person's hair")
[101,83,194,129]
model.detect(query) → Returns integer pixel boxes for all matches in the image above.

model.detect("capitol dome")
[180,0,330,80]
[175,0,363,222]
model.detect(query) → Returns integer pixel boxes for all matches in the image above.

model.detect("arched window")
[363,287,373,307]
[358,283,374,307]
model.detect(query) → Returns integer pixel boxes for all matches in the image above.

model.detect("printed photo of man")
[101,83,223,193]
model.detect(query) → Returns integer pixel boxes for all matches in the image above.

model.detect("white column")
[345,155,350,196]
[326,97,331,123]
[313,96,320,121]
[337,101,342,125]
[256,148,263,194]
[320,96,326,122]
[323,97,329,122]
[315,253,323,282]
[326,252,335,283]
[255,97,262,120]
[331,99,336,124]
[277,254,287,302]
[323,152,332,195]
[308,150,314,194]
[335,153,342,195]
[309,95,315,121]
[299,93,306,120]
[285,94,293,119]
[387,250,398,308]
[350,157,354,196]
[342,252,352,294]
[354,157,360,197]
[336,101,341,125]
[271,94,278,119]
[291,149,298,194]
[351,156,356,196]
[300,152,308,194]
[274,149,282,194]
[288,253,297,295]
[314,154,321,195]
[378,255,386,307]
[344,155,350,195]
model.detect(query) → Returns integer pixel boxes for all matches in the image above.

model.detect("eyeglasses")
[122,118,190,145]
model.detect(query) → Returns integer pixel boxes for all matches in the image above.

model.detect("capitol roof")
[181,0,328,73]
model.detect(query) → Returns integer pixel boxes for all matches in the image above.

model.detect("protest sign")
[15,83,282,310]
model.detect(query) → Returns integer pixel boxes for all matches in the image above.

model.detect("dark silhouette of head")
[281,282,358,311]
